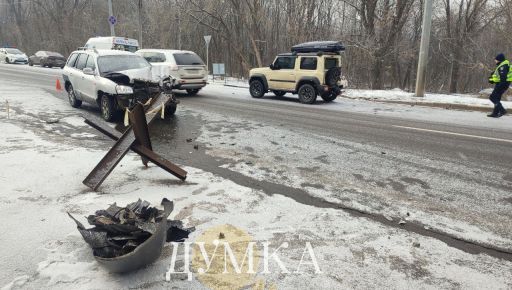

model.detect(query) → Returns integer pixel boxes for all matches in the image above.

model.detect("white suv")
[136,49,207,95]
[62,49,177,121]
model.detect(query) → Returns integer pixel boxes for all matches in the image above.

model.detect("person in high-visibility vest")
[488,53,512,118]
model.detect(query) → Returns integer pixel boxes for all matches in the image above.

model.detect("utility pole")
[415,0,433,97]
[137,0,143,48]
[108,0,115,36]
[177,14,182,50]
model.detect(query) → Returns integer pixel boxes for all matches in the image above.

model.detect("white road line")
[393,125,512,144]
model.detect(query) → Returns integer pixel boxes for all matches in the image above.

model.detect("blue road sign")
[108,15,117,25]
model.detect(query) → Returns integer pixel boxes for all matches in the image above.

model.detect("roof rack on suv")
[291,41,345,54]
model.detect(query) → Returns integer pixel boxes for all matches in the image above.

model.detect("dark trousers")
[490,82,510,113]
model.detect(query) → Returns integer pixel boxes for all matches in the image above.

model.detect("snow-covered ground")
[1,80,512,289]
[342,88,512,109]
[210,74,511,110]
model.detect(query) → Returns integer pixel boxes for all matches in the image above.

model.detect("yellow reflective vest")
[489,60,512,84]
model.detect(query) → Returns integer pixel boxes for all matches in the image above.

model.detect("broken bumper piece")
[68,198,194,273]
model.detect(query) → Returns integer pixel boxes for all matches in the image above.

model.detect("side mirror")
[83,68,95,75]
[269,64,274,70]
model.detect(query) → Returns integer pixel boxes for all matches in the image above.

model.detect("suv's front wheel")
[100,95,116,122]
[67,84,82,108]
[298,84,317,104]
[249,79,265,98]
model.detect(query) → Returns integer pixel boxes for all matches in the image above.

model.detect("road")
[1,62,512,261]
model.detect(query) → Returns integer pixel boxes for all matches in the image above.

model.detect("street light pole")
[108,0,115,36]
[415,0,433,97]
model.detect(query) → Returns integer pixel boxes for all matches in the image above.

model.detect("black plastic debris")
[68,198,194,273]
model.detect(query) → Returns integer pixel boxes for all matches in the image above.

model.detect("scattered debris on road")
[68,198,194,272]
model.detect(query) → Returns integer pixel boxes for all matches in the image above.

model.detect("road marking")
[393,125,512,144]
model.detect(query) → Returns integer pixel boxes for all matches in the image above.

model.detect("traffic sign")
[108,15,117,25]
[204,35,211,46]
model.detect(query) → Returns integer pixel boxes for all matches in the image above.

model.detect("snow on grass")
[342,88,512,108]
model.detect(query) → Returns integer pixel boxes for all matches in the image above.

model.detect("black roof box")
[291,41,345,53]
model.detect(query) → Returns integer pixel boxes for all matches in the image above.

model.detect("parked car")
[84,36,139,52]
[62,49,178,122]
[249,41,348,104]
[29,51,66,68]
[0,47,28,64]
[136,49,208,95]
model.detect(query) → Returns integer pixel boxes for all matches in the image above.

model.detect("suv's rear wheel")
[249,79,265,98]
[67,84,82,108]
[298,84,317,104]
[273,90,286,97]
[100,95,116,122]
[186,89,200,96]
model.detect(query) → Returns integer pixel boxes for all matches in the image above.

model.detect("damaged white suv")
[62,49,178,121]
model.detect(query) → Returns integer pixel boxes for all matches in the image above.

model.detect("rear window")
[140,52,166,63]
[75,54,88,70]
[324,58,339,70]
[173,53,204,65]
[67,53,79,67]
[97,55,150,74]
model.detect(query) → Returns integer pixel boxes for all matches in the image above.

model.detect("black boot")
[496,104,507,117]
[487,106,499,118]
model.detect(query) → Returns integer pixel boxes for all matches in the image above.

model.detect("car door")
[72,53,89,101]
[80,55,98,101]
[268,56,297,90]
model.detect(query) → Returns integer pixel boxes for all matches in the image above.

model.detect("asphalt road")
[2,63,512,260]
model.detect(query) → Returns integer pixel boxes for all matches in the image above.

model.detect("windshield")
[173,53,204,65]
[97,55,150,74]
[113,44,138,53]
[6,48,23,55]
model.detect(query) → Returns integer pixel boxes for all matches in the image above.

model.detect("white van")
[84,37,139,52]
[136,49,208,95]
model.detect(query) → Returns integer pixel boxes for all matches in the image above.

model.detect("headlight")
[116,85,133,94]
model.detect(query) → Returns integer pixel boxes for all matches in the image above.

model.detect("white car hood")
[116,67,153,82]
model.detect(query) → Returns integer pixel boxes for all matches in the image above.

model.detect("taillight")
[170,65,179,71]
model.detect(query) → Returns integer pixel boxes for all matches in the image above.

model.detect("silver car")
[62,49,177,121]
[136,49,207,95]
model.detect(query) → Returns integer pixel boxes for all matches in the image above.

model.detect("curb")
[341,97,494,113]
